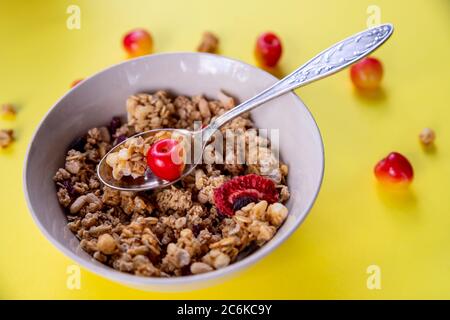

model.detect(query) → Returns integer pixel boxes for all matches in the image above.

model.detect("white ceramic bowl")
[23,52,324,291]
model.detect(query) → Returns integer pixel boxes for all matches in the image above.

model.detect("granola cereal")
[197,32,219,53]
[1,104,16,117]
[0,129,14,148]
[54,90,290,277]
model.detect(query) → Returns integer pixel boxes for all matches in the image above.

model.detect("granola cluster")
[197,31,219,53]
[1,103,16,117]
[0,129,14,148]
[106,136,150,180]
[54,90,290,277]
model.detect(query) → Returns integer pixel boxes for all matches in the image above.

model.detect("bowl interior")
[24,53,323,290]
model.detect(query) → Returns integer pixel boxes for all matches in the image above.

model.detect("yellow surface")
[1,0,449,299]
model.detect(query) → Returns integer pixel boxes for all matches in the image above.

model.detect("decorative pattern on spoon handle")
[283,24,393,88]
[209,24,393,131]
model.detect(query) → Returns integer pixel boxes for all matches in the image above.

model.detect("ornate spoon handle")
[208,24,393,132]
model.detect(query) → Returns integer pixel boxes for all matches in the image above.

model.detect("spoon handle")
[207,24,393,132]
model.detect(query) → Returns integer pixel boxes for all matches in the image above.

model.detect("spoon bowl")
[97,128,200,191]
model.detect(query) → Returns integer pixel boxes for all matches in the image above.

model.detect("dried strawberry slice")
[213,174,278,216]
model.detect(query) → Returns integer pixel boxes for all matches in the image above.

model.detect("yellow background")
[1,0,449,299]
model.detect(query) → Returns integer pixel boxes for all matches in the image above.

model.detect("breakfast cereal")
[54,90,289,277]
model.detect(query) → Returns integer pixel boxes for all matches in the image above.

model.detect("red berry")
[374,152,414,185]
[214,174,279,216]
[70,78,83,88]
[255,32,282,68]
[123,29,153,58]
[146,138,185,181]
[350,57,383,90]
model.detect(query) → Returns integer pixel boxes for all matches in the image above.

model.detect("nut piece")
[419,128,436,146]
[1,104,16,117]
[97,234,116,255]
[266,203,288,227]
[165,243,191,268]
[70,195,87,214]
[217,91,235,109]
[279,185,290,202]
[190,262,213,274]
[202,249,230,269]
[0,129,14,148]
[256,224,276,243]
[198,98,211,118]
[69,193,102,214]
[280,163,289,176]
[251,200,268,219]
[197,32,219,53]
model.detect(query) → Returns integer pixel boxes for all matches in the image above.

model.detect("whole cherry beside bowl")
[123,28,153,58]
[350,57,383,90]
[374,152,414,185]
[254,32,283,68]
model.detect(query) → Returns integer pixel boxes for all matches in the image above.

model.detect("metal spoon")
[98,24,393,191]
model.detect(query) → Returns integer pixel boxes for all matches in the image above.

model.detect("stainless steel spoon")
[98,24,393,191]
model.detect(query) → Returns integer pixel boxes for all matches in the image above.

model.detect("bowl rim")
[23,52,325,287]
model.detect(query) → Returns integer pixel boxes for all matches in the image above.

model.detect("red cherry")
[255,32,282,68]
[146,138,185,181]
[350,57,383,90]
[70,78,83,88]
[123,29,153,58]
[374,152,414,185]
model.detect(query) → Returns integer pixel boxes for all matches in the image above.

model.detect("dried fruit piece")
[68,135,87,152]
[109,116,122,135]
[1,104,16,117]
[232,195,258,211]
[0,129,14,148]
[213,174,278,216]
[419,128,436,146]
[197,31,219,53]
[114,134,127,146]
[374,152,414,185]
[254,32,282,68]
[146,138,185,181]
[350,57,383,90]
[123,29,153,58]
[61,180,76,197]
